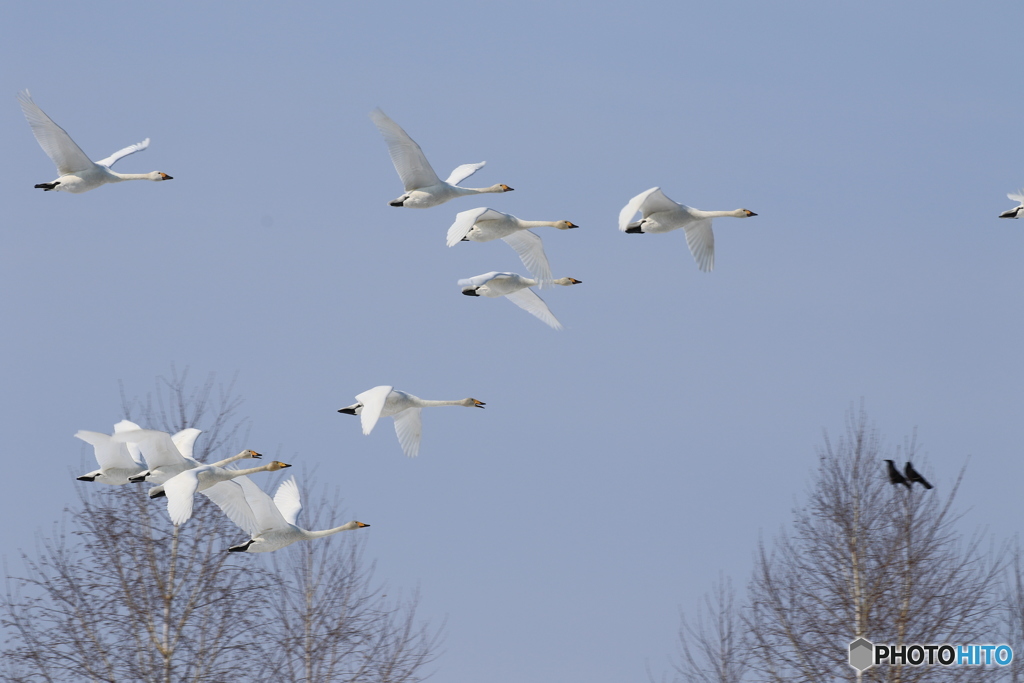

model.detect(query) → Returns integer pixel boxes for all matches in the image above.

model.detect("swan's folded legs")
[34,182,60,190]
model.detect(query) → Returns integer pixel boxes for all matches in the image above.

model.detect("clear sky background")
[2,3,1022,681]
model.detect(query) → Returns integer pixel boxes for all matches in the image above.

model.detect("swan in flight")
[202,475,369,553]
[162,458,291,527]
[17,90,173,193]
[338,385,485,457]
[999,191,1024,218]
[458,272,581,330]
[618,187,756,272]
[74,420,147,484]
[112,427,255,498]
[370,108,513,208]
[446,207,579,281]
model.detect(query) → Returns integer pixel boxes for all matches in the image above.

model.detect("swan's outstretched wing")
[112,419,144,464]
[370,109,441,191]
[457,271,502,289]
[273,477,302,526]
[237,475,290,532]
[17,90,94,175]
[445,162,486,187]
[505,288,563,330]
[74,430,140,470]
[447,207,493,247]
[502,230,552,282]
[171,428,202,460]
[618,187,684,231]
[355,385,394,436]
[392,408,423,457]
[202,479,261,536]
[683,218,715,272]
[95,138,150,168]
[113,429,188,469]
[163,469,201,526]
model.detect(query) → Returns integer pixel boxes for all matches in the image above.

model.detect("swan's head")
[244,449,262,459]
[498,184,514,192]
[553,277,582,286]
[267,461,291,471]
[350,521,371,529]
[462,398,486,408]
[555,221,579,230]
[150,172,173,181]
[739,209,756,217]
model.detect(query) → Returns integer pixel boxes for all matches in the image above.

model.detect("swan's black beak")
[160,173,173,180]
[746,211,757,217]
[474,400,486,408]
[358,522,371,528]
[500,185,514,192]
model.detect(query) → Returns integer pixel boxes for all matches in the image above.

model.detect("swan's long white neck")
[209,450,254,468]
[518,220,561,229]
[690,208,748,219]
[409,398,470,408]
[224,463,279,477]
[301,521,362,539]
[109,171,161,182]
[452,184,506,195]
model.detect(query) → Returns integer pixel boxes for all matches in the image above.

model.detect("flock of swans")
[27,89,1021,553]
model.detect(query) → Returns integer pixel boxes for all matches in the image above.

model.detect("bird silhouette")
[904,462,933,489]
[884,460,910,488]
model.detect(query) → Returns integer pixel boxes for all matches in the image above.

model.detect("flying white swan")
[458,271,581,330]
[446,207,579,281]
[999,191,1024,218]
[370,108,513,208]
[18,90,173,194]
[112,427,256,498]
[202,475,369,553]
[161,458,291,527]
[74,420,147,484]
[618,187,756,272]
[338,385,485,457]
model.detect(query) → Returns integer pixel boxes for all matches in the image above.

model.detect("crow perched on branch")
[904,462,933,489]
[884,459,911,488]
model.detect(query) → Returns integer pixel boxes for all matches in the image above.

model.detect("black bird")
[904,462,933,489]
[884,460,910,488]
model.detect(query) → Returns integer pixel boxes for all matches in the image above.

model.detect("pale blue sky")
[2,3,1023,681]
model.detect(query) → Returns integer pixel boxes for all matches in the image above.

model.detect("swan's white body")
[161,457,289,527]
[338,385,484,457]
[111,428,205,484]
[18,90,172,194]
[618,187,756,272]
[370,109,512,208]
[447,208,579,281]
[202,475,369,553]
[74,420,147,485]
[999,191,1024,218]
[458,271,581,330]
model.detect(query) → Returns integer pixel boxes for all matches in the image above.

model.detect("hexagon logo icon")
[849,638,874,672]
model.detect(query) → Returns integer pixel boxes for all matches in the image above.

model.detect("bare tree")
[3,369,439,683]
[746,407,1005,683]
[1002,542,1024,683]
[252,477,441,682]
[666,575,748,683]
